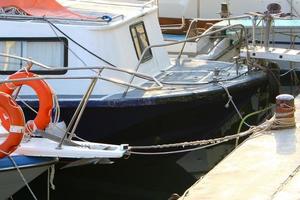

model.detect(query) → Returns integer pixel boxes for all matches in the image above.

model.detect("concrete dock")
[179,95,300,200]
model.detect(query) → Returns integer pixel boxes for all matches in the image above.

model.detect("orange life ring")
[0,72,53,132]
[0,92,25,158]
[0,107,10,131]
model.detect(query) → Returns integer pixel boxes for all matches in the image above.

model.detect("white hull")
[0,165,50,199]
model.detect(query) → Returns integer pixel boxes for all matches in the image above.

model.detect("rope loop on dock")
[271,94,296,129]
[271,115,296,129]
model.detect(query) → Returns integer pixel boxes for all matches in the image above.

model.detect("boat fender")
[0,72,53,133]
[101,15,112,22]
[0,92,25,158]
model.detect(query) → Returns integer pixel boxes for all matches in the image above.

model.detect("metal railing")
[160,17,186,31]
[65,0,156,9]
[122,23,250,97]
[0,53,163,92]
[0,53,164,149]
[177,16,249,58]
[0,14,124,24]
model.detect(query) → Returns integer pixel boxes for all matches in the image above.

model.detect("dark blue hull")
[21,74,275,146]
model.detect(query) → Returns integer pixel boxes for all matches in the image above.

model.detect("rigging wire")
[46,21,89,68]
[43,18,118,68]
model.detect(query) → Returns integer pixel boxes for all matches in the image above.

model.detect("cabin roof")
[0,0,157,26]
[0,0,87,18]
[61,1,155,18]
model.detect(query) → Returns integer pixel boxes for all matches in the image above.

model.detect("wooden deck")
[179,95,300,200]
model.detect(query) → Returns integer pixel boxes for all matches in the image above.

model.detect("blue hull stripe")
[0,155,55,171]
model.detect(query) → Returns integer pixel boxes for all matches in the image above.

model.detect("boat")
[161,1,300,84]
[159,0,300,19]
[159,0,300,34]
[197,16,300,59]
[0,154,57,199]
[166,13,300,83]
[0,90,56,199]
[0,73,126,198]
[0,0,277,148]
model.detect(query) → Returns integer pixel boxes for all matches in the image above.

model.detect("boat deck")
[179,94,300,200]
[107,59,265,102]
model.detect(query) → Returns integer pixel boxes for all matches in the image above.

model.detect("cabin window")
[130,22,152,62]
[0,38,68,74]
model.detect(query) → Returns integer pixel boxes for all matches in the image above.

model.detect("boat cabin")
[0,0,170,96]
[0,0,274,151]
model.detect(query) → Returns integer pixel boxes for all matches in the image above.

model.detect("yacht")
[0,0,277,147]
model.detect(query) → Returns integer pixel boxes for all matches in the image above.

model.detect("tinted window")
[130,22,152,63]
[0,38,68,74]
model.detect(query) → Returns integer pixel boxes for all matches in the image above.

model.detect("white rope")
[129,118,275,155]
[130,141,246,155]
[271,116,296,129]
[280,68,295,77]
[49,165,56,190]
[272,101,296,129]
[52,94,60,124]
[130,130,253,150]
[25,122,34,136]
[271,164,300,198]
[218,82,251,127]
[46,165,56,200]
[128,110,296,156]
[16,92,61,136]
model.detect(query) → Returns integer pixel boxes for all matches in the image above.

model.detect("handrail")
[122,23,250,97]
[178,17,245,59]
[0,14,107,23]
[178,15,252,25]
[0,53,163,91]
[0,53,163,148]
[0,13,123,23]
[112,14,125,21]
[0,53,52,69]
[160,17,186,31]
[0,74,162,91]
[142,0,157,9]
[0,53,163,88]
[65,0,156,9]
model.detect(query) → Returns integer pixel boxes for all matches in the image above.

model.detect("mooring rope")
[270,164,300,199]
[129,118,270,155]
[128,107,296,155]
[235,105,274,147]
[218,82,251,127]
